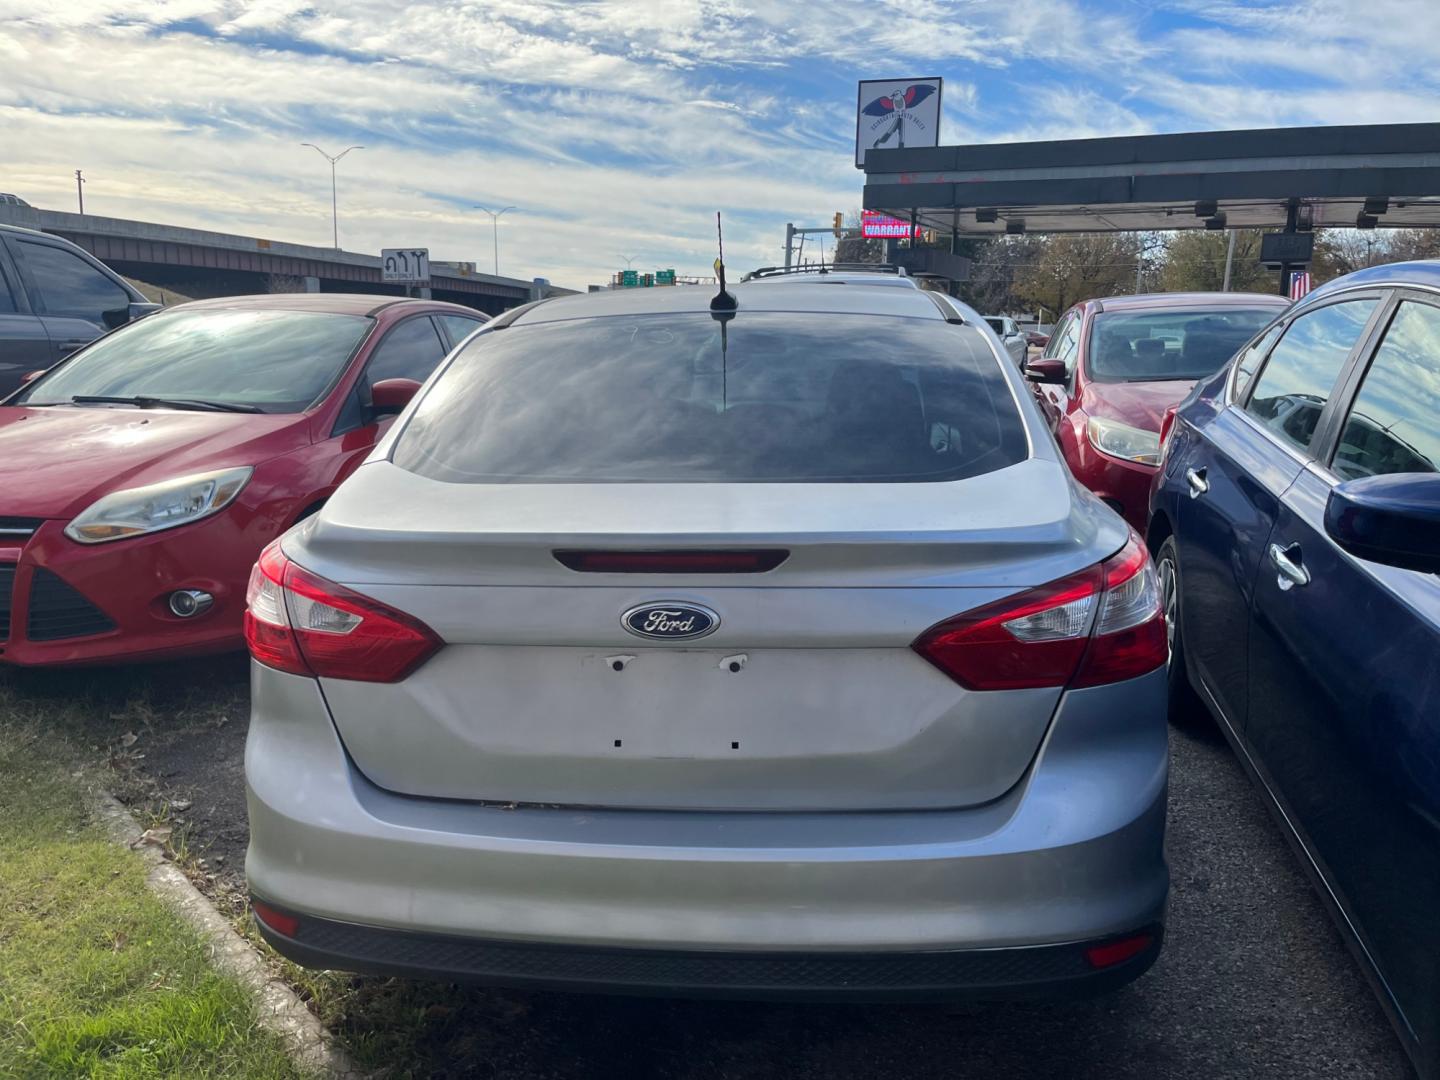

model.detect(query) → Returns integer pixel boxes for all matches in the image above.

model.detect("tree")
[956,235,1044,315]
[1158,230,1275,294]
[1013,233,1143,317]
[1313,228,1440,283]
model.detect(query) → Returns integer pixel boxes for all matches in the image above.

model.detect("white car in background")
[984,315,1028,366]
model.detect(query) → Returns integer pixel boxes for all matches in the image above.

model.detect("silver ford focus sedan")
[244,280,1170,999]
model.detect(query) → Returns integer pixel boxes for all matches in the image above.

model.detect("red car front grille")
[0,564,13,642]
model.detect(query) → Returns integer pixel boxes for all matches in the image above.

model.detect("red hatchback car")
[1024,292,1289,531]
[0,294,488,667]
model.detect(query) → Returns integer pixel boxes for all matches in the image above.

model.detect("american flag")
[1288,271,1312,301]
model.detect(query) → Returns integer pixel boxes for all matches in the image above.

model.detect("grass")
[0,680,309,1080]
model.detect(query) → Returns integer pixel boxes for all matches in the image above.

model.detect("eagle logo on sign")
[861,84,936,151]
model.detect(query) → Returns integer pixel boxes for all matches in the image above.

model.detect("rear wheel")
[1156,536,1206,726]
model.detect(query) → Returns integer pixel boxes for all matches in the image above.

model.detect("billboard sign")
[381,248,430,285]
[855,77,942,169]
[861,211,924,239]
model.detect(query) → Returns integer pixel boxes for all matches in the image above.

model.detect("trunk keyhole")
[612,660,625,672]
[721,653,748,673]
[607,655,635,672]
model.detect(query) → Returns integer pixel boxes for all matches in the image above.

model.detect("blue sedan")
[1150,260,1440,1080]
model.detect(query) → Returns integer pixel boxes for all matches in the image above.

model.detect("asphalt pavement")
[104,661,1413,1080]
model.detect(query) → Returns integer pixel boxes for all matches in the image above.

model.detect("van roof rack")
[741,263,910,282]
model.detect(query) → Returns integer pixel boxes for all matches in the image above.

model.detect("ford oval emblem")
[622,602,719,641]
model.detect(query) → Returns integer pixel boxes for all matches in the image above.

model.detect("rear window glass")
[1088,307,1279,382]
[391,312,1028,483]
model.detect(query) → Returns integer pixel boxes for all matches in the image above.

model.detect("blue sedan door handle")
[1185,467,1209,498]
[1268,542,1311,591]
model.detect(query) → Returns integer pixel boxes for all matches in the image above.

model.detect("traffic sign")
[620,269,639,287]
[382,248,430,285]
[656,269,676,285]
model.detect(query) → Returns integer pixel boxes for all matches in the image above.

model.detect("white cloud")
[1,0,1436,289]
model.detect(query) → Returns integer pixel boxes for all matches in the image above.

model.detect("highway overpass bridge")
[0,205,567,314]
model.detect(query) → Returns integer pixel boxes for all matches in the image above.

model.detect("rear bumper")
[246,662,1169,988]
[252,904,1163,1001]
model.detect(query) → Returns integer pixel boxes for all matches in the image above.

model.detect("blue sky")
[1,1,1435,288]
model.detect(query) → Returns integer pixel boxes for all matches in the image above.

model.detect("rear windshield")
[16,309,372,413]
[1088,307,1279,382]
[391,312,1028,483]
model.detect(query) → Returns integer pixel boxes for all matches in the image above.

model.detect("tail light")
[244,541,441,682]
[251,899,300,938]
[1084,931,1155,969]
[913,532,1165,691]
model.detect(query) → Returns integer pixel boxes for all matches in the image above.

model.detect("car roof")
[509,281,946,325]
[1085,291,1291,313]
[168,293,486,318]
[0,222,68,240]
[1305,258,1440,298]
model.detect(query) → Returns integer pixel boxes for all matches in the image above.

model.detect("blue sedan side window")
[1243,299,1378,453]
[1332,301,1440,479]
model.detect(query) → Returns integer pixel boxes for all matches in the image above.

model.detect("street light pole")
[301,143,363,249]
[474,206,517,276]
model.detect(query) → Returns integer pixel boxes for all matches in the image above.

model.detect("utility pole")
[301,143,364,249]
[784,223,796,268]
[75,169,85,215]
[1222,229,1237,292]
[474,206,517,276]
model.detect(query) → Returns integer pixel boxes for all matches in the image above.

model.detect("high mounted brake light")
[244,541,442,682]
[912,533,1165,691]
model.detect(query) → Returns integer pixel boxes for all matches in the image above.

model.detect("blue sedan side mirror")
[1324,473,1440,574]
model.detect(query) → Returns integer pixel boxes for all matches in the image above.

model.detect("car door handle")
[1268,542,1310,591]
[1185,467,1209,498]
[57,341,89,353]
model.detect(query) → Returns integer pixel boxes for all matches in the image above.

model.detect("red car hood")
[1080,379,1196,432]
[0,406,310,519]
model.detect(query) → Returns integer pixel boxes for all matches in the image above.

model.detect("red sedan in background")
[1024,291,1289,531]
[0,294,488,667]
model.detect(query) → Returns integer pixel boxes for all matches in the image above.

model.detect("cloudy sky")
[2,1,1436,289]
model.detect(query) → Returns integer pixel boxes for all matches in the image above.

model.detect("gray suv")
[0,224,159,398]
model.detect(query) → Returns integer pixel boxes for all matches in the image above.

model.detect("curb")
[93,792,362,1079]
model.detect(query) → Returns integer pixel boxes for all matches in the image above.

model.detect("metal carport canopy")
[862,122,1440,235]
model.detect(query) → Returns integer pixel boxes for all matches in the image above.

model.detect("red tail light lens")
[251,900,300,938]
[1084,931,1155,969]
[913,533,1164,691]
[244,540,442,683]
[554,549,789,573]
[1071,534,1168,689]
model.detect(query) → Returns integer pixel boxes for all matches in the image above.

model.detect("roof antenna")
[709,212,737,410]
[710,212,737,313]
